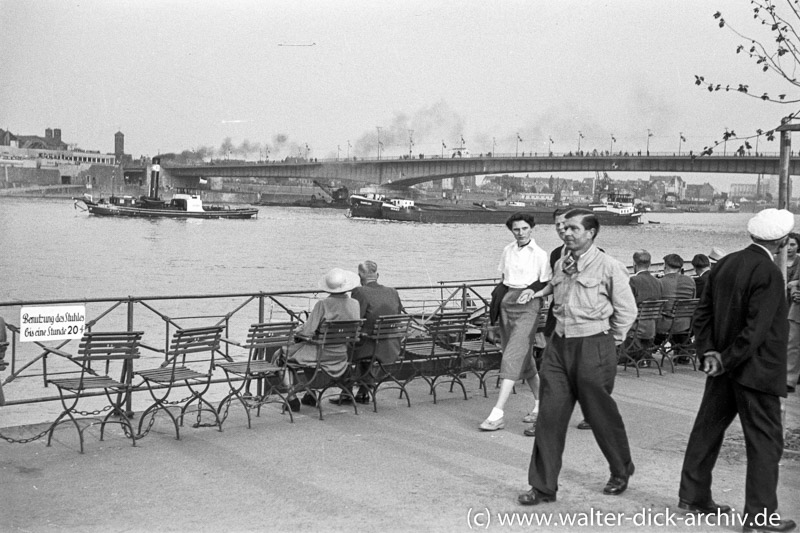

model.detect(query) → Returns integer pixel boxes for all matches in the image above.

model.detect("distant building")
[649,175,686,200]
[10,128,69,150]
[685,183,715,202]
[730,183,758,200]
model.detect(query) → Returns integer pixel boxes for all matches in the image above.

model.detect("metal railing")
[0,282,494,415]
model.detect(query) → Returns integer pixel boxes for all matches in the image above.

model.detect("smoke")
[352,100,466,157]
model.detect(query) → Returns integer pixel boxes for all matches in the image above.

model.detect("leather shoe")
[742,519,796,533]
[522,411,538,423]
[354,392,371,404]
[286,397,300,412]
[518,489,556,506]
[328,394,353,405]
[523,421,536,437]
[577,420,591,430]
[603,463,634,495]
[301,393,317,407]
[678,499,732,514]
[479,417,505,431]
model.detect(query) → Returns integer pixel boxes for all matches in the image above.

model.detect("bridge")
[164,152,798,189]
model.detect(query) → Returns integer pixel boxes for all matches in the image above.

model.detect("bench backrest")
[315,320,364,346]
[245,321,297,351]
[169,325,224,360]
[75,331,144,362]
[364,314,413,342]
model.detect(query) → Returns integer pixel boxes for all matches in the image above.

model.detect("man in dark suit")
[330,260,404,405]
[691,254,711,297]
[655,253,696,346]
[624,250,662,360]
[678,209,795,533]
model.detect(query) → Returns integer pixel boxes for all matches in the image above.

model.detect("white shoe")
[479,417,506,431]
[522,411,538,424]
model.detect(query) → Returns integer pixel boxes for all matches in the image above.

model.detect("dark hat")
[691,254,710,269]
[663,254,684,269]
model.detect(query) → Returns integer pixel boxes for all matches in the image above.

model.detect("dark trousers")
[679,375,783,517]
[528,332,633,496]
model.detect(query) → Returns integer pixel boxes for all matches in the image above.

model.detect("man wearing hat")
[678,209,795,533]
[655,253,696,346]
[708,247,726,265]
[691,254,711,297]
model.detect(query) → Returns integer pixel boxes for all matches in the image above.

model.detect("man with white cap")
[678,209,795,533]
[708,246,726,266]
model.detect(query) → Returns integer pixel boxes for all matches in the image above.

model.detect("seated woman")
[281,268,361,411]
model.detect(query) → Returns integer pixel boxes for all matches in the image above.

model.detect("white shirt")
[498,239,552,289]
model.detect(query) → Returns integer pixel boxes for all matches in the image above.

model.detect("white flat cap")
[747,208,795,241]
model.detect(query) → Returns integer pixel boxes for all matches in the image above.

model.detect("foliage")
[694,0,800,156]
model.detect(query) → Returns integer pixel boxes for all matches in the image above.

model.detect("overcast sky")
[2,0,798,189]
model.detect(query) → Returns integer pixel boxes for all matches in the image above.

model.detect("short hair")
[563,208,600,239]
[632,250,651,267]
[552,208,567,220]
[663,253,684,269]
[358,260,378,278]
[505,212,536,230]
[788,232,800,246]
[691,254,710,269]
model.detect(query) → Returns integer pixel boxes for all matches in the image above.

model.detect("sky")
[2,0,799,190]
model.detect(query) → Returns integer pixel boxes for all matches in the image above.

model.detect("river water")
[0,197,764,304]
[0,198,775,427]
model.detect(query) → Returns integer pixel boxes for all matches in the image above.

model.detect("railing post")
[124,297,135,417]
[259,293,265,323]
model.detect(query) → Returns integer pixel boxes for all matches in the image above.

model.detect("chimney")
[45,128,53,140]
[114,131,124,160]
[54,129,61,143]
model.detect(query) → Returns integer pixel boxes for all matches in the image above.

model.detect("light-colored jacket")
[551,245,638,343]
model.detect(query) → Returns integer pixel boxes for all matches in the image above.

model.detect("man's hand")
[517,289,535,304]
[702,351,724,376]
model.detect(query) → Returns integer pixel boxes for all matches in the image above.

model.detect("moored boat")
[346,194,642,225]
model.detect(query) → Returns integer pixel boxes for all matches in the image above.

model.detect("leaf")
[761,93,769,99]
[737,44,744,53]
[713,11,722,19]
[738,84,749,93]
[719,19,725,28]
[745,141,753,149]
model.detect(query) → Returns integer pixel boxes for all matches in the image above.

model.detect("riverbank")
[1,367,798,532]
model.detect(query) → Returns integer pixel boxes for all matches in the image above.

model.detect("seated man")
[331,260,404,405]
[655,254,696,346]
[691,254,711,297]
[622,250,662,362]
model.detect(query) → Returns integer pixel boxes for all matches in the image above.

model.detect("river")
[0,197,765,304]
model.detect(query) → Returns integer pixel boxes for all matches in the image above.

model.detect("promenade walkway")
[1,367,798,532]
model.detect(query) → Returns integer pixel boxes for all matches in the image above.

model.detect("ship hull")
[85,202,258,219]
[348,198,641,226]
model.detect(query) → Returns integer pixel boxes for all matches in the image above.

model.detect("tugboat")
[75,158,258,219]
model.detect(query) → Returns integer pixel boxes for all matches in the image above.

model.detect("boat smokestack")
[149,156,161,198]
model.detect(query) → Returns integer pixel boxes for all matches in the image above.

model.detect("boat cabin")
[169,194,205,212]
[109,195,139,207]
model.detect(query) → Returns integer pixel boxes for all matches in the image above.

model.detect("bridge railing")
[165,150,784,168]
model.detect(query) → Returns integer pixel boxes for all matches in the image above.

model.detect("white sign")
[20,306,86,342]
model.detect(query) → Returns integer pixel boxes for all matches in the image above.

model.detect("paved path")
[1,366,798,532]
